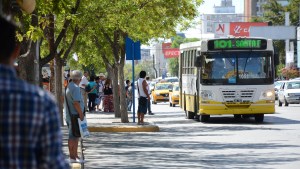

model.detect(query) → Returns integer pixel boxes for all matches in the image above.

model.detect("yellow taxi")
[151,82,173,104]
[169,82,179,107]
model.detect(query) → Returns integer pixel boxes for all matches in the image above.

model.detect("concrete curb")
[88,125,159,132]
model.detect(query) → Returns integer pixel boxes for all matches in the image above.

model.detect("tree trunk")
[18,40,39,85]
[17,12,39,85]
[119,62,128,123]
[112,65,121,118]
[49,60,55,94]
[55,57,64,126]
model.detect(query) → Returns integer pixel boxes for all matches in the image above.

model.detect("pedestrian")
[65,70,85,163]
[95,76,100,110]
[79,71,89,111]
[87,75,98,112]
[125,80,133,111]
[137,71,150,125]
[146,76,154,115]
[97,73,106,111]
[0,16,69,168]
[103,78,114,112]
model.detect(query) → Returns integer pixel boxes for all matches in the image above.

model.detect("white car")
[278,80,300,106]
[274,80,287,100]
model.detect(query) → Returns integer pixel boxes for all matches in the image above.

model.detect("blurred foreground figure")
[0,16,69,169]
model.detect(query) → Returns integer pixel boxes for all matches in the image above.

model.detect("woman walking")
[87,76,97,112]
[103,78,114,112]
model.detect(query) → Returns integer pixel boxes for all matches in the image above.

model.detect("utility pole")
[285,12,293,68]
[152,54,158,78]
[297,4,300,68]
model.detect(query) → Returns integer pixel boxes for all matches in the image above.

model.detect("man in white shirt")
[79,71,89,111]
[137,71,150,125]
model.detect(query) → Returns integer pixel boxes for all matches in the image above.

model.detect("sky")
[183,0,244,38]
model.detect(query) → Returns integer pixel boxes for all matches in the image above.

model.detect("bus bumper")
[199,103,275,115]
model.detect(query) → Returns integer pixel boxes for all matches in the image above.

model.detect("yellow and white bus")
[179,37,278,123]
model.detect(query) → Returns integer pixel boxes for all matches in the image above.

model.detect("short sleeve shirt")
[79,76,88,88]
[65,81,84,121]
[88,81,97,94]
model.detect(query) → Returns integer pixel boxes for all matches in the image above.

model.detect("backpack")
[85,84,91,92]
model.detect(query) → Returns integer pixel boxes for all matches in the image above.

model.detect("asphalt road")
[63,101,300,169]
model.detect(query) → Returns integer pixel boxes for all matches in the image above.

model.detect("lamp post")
[152,54,158,78]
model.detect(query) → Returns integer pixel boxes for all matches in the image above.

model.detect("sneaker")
[148,112,154,115]
[69,158,85,163]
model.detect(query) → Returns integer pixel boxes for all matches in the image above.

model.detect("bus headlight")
[260,90,274,100]
[201,90,213,100]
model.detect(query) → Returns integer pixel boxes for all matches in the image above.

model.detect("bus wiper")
[242,52,253,73]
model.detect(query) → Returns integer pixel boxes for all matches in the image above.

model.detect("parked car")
[169,82,179,107]
[151,82,173,104]
[277,80,300,106]
[274,80,287,100]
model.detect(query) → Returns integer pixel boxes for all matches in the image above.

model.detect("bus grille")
[222,90,255,103]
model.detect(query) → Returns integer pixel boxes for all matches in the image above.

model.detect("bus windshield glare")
[201,51,273,85]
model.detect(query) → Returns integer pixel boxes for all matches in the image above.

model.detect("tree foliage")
[6,0,203,123]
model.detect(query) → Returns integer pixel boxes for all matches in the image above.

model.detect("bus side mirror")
[195,56,201,67]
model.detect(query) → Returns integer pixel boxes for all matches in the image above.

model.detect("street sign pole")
[132,43,135,123]
[125,37,140,123]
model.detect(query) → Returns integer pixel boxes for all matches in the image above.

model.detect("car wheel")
[172,104,175,107]
[199,115,210,122]
[255,114,264,123]
[169,102,172,107]
[242,115,250,119]
[234,114,242,119]
[187,111,195,119]
[278,99,282,107]
[284,98,289,106]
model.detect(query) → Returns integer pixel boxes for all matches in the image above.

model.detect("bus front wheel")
[255,114,264,123]
[186,111,195,119]
[199,115,210,122]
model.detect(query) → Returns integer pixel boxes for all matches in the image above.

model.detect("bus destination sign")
[208,39,267,50]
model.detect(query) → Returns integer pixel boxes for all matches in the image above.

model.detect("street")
[63,101,300,169]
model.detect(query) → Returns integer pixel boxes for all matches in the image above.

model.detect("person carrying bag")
[64,70,86,163]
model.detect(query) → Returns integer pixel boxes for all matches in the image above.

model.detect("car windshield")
[201,51,273,85]
[274,81,285,89]
[173,85,179,91]
[286,81,300,89]
[156,84,173,90]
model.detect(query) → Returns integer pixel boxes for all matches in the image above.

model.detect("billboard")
[214,23,230,37]
[162,43,180,58]
[214,22,268,37]
[230,22,268,37]
[250,26,296,40]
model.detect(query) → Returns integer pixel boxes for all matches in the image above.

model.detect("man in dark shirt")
[0,16,69,169]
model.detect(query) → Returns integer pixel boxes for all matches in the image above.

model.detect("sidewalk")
[77,111,159,132]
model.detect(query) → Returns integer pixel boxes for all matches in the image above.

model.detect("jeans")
[127,98,133,111]
[88,93,97,111]
[147,99,151,113]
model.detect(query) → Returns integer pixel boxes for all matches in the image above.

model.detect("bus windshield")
[201,51,273,85]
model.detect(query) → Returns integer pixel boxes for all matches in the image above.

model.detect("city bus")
[179,37,278,123]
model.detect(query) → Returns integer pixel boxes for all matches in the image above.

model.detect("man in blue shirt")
[0,16,69,168]
[65,70,85,163]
